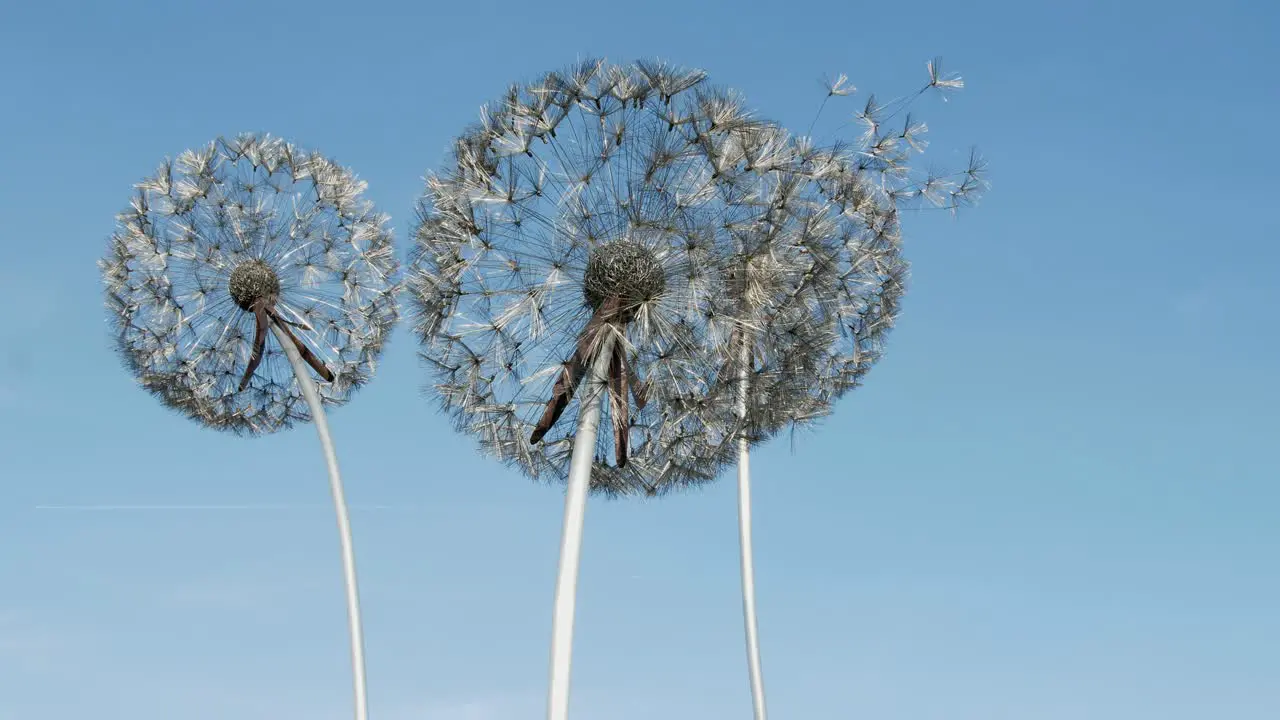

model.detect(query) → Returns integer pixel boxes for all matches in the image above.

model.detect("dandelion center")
[582,241,666,315]
[228,259,281,310]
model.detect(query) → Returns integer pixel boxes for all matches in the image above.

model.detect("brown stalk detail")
[529,297,618,444]
[620,348,648,410]
[530,354,587,445]
[238,302,336,391]
[530,295,646,468]
[238,300,271,392]
[608,341,629,467]
[267,306,336,383]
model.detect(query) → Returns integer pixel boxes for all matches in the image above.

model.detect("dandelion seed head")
[408,56,985,491]
[408,59,793,495]
[100,133,399,435]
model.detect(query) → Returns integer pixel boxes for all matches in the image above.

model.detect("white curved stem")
[737,350,768,720]
[547,333,616,720]
[271,322,369,720]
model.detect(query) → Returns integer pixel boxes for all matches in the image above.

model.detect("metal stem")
[737,340,768,720]
[547,331,617,720]
[270,322,369,720]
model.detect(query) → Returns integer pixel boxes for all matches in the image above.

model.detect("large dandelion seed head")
[408,58,822,496]
[99,133,400,435]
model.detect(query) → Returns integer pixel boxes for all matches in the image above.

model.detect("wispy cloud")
[1170,276,1264,327]
[0,274,64,412]
[384,693,540,720]
[0,611,73,669]
[160,576,293,611]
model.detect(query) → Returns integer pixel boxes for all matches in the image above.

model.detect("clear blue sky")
[1,0,1277,718]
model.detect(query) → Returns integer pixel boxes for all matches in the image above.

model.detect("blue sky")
[1,0,1277,718]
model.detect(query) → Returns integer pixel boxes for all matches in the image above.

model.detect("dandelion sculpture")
[704,59,988,720]
[407,58,850,719]
[99,133,398,720]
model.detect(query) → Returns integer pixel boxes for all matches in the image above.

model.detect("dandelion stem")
[271,321,369,720]
[547,332,616,720]
[806,95,831,139]
[736,338,768,720]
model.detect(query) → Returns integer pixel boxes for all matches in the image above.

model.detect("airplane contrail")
[32,503,417,511]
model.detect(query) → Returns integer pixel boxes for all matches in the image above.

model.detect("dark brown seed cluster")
[228,259,281,310]
[582,241,666,317]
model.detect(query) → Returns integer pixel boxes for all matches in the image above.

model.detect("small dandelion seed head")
[100,133,400,435]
